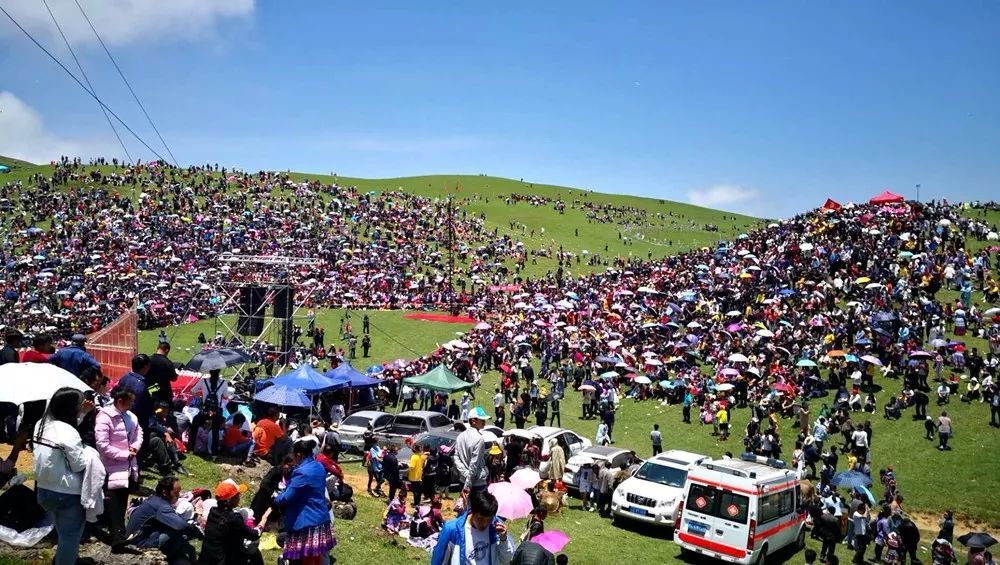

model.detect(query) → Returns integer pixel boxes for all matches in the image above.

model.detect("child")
[577,463,594,511]
[924,416,936,440]
[522,506,547,542]
[221,413,253,458]
[384,488,409,533]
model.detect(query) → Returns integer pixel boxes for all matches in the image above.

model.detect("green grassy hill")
[0,162,762,281]
[0,155,36,169]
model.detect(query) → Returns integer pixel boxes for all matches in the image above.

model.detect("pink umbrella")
[531,530,570,553]
[487,482,533,519]
[509,468,542,490]
[725,323,743,332]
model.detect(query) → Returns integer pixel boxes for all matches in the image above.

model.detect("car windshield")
[635,462,687,488]
[342,415,373,427]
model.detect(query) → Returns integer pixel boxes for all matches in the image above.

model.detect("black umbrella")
[185,347,251,372]
[958,532,998,549]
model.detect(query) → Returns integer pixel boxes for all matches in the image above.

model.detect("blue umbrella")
[855,485,876,506]
[254,385,312,408]
[832,471,872,489]
[595,355,619,364]
[779,289,796,297]
[367,365,385,375]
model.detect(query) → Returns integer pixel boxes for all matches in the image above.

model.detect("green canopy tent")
[402,364,474,394]
[0,165,10,173]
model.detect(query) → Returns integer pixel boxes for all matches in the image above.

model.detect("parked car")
[561,446,636,491]
[375,410,454,450]
[395,425,505,484]
[502,426,591,478]
[612,450,710,527]
[338,410,393,452]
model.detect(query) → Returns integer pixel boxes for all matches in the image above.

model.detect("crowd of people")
[2,157,1000,564]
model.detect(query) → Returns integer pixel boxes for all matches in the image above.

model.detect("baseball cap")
[469,406,490,420]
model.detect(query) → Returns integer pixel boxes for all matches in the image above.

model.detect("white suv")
[612,450,710,527]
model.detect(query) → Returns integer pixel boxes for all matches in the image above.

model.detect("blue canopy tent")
[325,362,381,388]
[0,165,10,173]
[325,362,381,410]
[271,364,348,393]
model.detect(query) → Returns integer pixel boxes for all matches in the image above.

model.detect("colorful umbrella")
[510,468,542,490]
[531,530,571,553]
[860,355,883,366]
[487,482,533,519]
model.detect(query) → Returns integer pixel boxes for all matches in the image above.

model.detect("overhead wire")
[0,2,171,164]
[72,0,178,166]
[39,0,132,163]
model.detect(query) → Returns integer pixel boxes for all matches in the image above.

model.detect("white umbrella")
[633,375,652,385]
[938,219,952,226]
[0,363,91,405]
[686,321,702,329]
[644,359,663,366]
[480,431,500,444]
[799,242,815,251]
[715,383,735,392]
[726,310,742,317]
[451,340,471,349]
[728,353,749,363]
[474,322,491,330]
[607,339,622,348]
[988,232,999,241]
[756,329,774,338]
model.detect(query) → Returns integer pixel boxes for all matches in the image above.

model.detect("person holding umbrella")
[958,532,998,564]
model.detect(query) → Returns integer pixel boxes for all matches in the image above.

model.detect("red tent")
[869,190,905,204]
[821,198,842,211]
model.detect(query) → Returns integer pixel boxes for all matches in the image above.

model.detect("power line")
[72,0,178,165]
[0,2,170,164]
[39,0,132,163]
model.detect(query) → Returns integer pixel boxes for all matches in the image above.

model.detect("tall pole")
[916,183,921,203]
[447,184,456,314]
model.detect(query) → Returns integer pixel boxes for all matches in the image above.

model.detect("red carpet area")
[403,312,478,324]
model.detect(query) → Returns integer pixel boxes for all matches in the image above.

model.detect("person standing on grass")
[275,440,336,565]
[146,341,178,405]
[937,411,953,451]
[455,407,490,494]
[548,395,561,427]
[650,424,662,456]
[32,388,92,565]
[383,444,403,502]
[368,441,385,497]
[95,387,143,554]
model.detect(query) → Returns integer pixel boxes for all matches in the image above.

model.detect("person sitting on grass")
[148,401,189,476]
[384,487,409,533]
[197,480,268,565]
[126,476,202,564]
[221,413,253,459]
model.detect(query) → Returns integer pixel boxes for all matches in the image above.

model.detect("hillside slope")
[1,162,762,278]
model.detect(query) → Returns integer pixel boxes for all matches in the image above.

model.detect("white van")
[674,454,806,565]
[611,450,710,526]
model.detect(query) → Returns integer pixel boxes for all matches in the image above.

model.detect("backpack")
[203,378,224,413]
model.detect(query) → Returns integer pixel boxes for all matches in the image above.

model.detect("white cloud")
[2,0,254,46]
[687,184,761,213]
[0,91,118,163]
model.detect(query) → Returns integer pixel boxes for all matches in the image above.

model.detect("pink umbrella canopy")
[531,530,570,553]
[487,482,533,519]
[509,468,542,490]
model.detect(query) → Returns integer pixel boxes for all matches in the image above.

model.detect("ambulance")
[673,454,806,565]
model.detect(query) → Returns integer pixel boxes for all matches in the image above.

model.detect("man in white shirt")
[430,489,513,565]
[493,388,504,420]
[329,402,345,426]
[851,427,869,460]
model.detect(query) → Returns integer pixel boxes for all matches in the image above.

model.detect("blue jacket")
[117,371,153,427]
[430,512,514,565]
[274,456,331,532]
[126,494,199,548]
[50,345,100,378]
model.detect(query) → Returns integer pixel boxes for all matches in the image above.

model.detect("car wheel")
[755,545,768,565]
[794,527,806,551]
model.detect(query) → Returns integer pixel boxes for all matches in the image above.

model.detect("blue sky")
[1,1,998,217]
